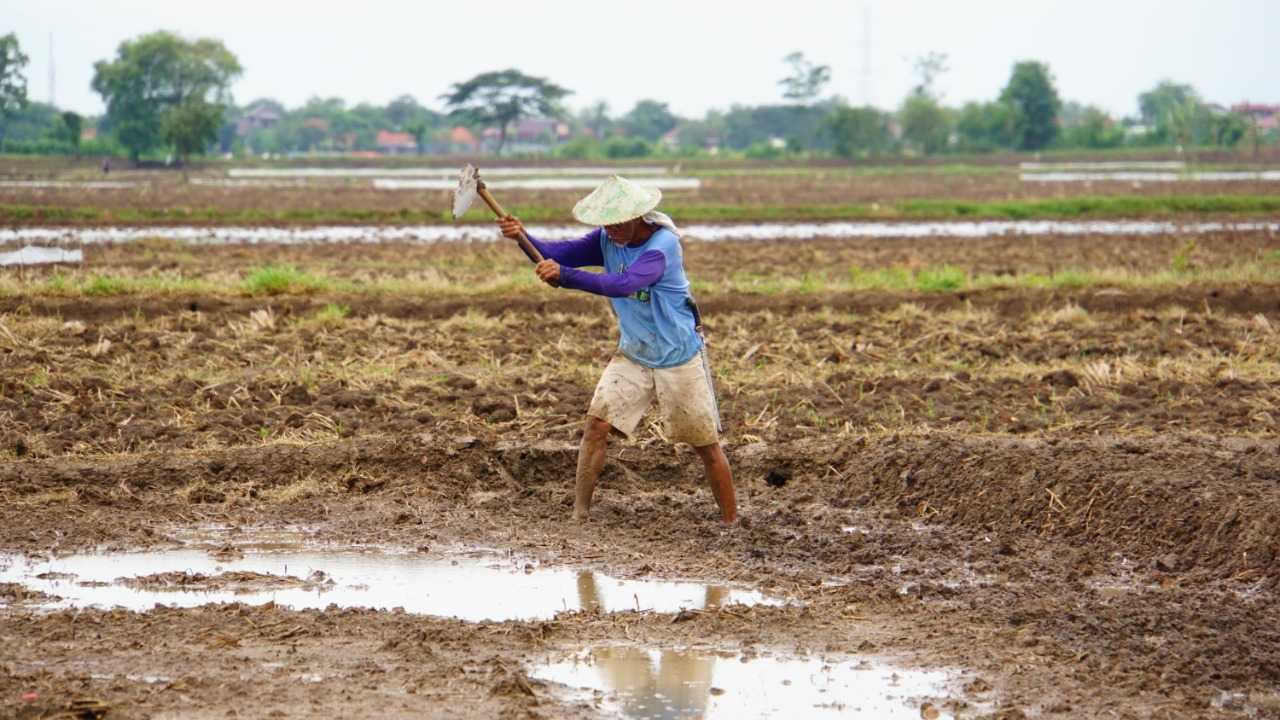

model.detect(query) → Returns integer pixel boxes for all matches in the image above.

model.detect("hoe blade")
[452,164,480,220]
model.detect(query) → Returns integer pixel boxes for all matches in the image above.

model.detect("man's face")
[604,218,641,245]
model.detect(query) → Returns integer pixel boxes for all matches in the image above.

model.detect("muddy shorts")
[588,350,722,447]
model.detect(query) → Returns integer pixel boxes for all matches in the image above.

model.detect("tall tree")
[162,99,223,166]
[386,94,425,129]
[92,31,242,162]
[1061,106,1123,149]
[60,111,83,156]
[441,69,570,155]
[828,106,893,158]
[899,92,950,155]
[999,61,1061,151]
[955,101,1015,152]
[1137,81,1202,144]
[779,52,831,104]
[0,33,31,147]
[911,52,949,98]
[620,99,678,142]
[580,100,611,138]
[895,52,951,155]
[1138,81,1196,129]
[405,121,429,155]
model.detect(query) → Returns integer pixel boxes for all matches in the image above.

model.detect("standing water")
[534,646,972,719]
[0,546,776,621]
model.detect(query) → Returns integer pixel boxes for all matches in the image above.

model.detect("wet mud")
[2,234,1279,718]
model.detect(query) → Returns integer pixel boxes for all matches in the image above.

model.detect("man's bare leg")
[575,415,613,522]
[693,442,738,524]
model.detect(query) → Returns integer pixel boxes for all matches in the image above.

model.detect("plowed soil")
[3,168,1279,223]
[3,232,1280,719]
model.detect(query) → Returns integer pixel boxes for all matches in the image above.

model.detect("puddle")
[0,546,776,621]
[1022,171,1280,182]
[373,177,700,191]
[189,178,317,188]
[0,180,143,189]
[0,245,83,266]
[3,220,1277,248]
[1020,161,1186,171]
[228,166,671,178]
[534,647,967,719]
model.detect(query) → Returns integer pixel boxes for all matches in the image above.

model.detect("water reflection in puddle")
[534,647,962,719]
[0,547,776,621]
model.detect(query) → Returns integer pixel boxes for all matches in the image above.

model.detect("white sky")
[7,0,1278,120]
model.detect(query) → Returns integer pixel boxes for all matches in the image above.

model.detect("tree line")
[0,30,1273,163]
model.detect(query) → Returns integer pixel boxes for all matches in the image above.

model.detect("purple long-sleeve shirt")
[526,228,666,298]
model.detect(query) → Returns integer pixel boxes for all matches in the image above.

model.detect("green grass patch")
[915,266,967,292]
[848,266,913,291]
[243,265,329,295]
[83,275,128,296]
[308,302,350,325]
[316,302,350,321]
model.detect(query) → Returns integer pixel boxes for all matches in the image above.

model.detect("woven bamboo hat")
[571,175,662,226]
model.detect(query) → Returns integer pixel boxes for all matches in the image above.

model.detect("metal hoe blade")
[451,164,480,220]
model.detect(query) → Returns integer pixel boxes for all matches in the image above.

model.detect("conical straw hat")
[572,175,662,225]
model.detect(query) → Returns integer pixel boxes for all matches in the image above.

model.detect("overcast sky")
[7,0,1277,120]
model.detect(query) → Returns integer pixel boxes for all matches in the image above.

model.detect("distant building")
[512,117,571,144]
[236,105,282,136]
[376,130,417,155]
[660,127,681,151]
[80,127,97,142]
[472,118,572,153]
[1233,103,1280,132]
[448,126,479,153]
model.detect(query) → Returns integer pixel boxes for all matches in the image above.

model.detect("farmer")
[498,175,738,525]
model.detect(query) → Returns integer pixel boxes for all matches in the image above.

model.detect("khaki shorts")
[588,351,722,447]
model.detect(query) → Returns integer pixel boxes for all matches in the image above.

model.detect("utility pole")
[48,32,55,106]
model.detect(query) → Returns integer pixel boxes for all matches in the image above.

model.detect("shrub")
[603,137,652,158]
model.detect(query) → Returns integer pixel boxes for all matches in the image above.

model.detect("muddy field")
[3,166,1280,224]
[3,228,1280,719]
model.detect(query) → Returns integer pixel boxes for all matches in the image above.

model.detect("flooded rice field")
[372,177,701,190]
[1022,170,1280,182]
[4,218,1279,249]
[227,166,672,178]
[1020,161,1189,170]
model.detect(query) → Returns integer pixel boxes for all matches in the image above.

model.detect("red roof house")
[376,130,418,155]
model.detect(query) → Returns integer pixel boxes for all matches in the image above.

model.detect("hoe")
[451,164,545,264]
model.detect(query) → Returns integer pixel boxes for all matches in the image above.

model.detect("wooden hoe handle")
[476,183,545,264]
